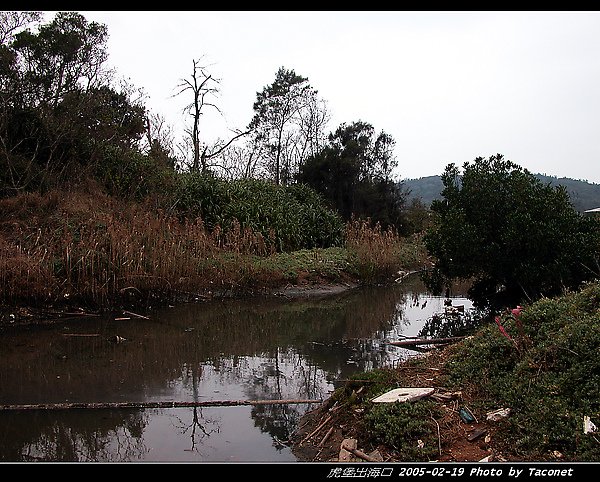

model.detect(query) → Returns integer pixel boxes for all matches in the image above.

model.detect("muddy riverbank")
[289,347,519,463]
[0,277,363,328]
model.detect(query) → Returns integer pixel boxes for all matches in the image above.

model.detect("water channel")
[0,274,473,462]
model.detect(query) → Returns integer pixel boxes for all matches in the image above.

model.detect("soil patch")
[271,280,359,299]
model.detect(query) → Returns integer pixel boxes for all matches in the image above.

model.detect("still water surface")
[0,275,472,462]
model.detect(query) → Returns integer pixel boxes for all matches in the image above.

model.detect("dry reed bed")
[0,190,273,306]
[0,191,422,308]
[345,217,428,281]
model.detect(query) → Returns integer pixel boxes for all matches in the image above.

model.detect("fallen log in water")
[0,399,322,411]
[122,310,150,320]
[387,336,467,348]
[61,333,101,337]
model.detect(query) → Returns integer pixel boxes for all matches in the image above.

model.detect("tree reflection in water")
[171,406,220,453]
[0,274,475,461]
[176,363,221,453]
[0,410,149,462]
[418,309,487,339]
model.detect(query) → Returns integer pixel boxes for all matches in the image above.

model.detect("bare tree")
[210,136,267,181]
[173,57,221,173]
[174,57,251,174]
[297,94,330,159]
[142,109,176,168]
[144,110,173,151]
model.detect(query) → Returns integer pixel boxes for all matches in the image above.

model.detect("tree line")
[0,12,411,234]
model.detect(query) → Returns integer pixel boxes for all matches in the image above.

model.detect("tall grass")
[0,189,273,307]
[344,217,429,282]
[0,190,429,309]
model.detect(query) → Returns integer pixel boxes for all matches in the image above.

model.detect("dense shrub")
[364,400,441,461]
[94,145,176,202]
[172,174,344,252]
[445,281,600,461]
[424,154,600,308]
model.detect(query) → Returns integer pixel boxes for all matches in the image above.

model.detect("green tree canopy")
[0,12,158,196]
[11,12,108,109]
[423,154,600,308]
[249,66,328,185]
[297,121,407,232]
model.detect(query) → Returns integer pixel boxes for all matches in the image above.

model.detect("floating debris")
[444,305,465,315]
[123,310,150,320]
[371,387,435,403]
[388,336,467,348]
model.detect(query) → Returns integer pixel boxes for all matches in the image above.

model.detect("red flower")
[495,316,513,341]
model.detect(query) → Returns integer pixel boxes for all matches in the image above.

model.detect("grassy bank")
[0,188,428,320]
[293,280,600,462]
[444,280,600,461]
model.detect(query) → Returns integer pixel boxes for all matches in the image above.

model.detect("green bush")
[95,145,175,201]
[424,154,600,308]
[364,400,441,461]
[445,281,600,461]
[172,174,344,252]
[172,171,230,228]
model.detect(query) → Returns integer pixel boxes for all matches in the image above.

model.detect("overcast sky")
[52,11,600,183]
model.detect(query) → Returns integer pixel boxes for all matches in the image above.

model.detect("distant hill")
[403,174,600,213]
[403,176,445,206]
